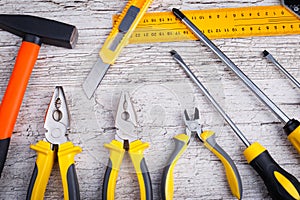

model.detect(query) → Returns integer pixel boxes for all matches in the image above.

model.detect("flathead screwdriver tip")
[170,50,184,63]
[172,8,185,20]
[170,50,177,56]
[262,50,270,57]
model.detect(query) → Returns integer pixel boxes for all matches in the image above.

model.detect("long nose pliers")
[161,108,243,200]
[26,86,82,200]
[102,92,153,200]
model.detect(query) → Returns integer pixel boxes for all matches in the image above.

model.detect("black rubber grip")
[102,159,113,200]
[250,150,300,200]
[66,164,80,200]
[140,158,153,200]
[0,138,10,177]
[26,163,38,200]
[284,119,300,136]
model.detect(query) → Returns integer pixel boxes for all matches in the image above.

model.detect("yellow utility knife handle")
[284,119,300,154]
[26,141,55,200]
[100,0,152,64]
[103,140,125,200]
[128,140,153,200]
[201,131,242,200]
[57,142,82,200]
[161,134,189,200]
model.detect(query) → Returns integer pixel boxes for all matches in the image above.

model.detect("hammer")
[0,15,78,176]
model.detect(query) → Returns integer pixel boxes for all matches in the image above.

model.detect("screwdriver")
[172,8,300,155]
[262,50,300,89]
[171,49,300,200]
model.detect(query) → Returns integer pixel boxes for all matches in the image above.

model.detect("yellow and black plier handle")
[161,130,242,200]
[26,140,82,200]
[200,131,242,199]
[161,133,189,200]
[103,139,153,200]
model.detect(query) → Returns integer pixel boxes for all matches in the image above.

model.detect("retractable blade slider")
[172,8,290,124]
[170,50,251,147]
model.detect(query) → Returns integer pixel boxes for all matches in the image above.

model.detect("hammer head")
[0,14,78,49]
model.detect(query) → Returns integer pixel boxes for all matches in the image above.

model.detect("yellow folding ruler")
[114,5,300,44]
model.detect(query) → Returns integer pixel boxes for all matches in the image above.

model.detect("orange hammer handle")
[0,41,40,175]
[0,41,40,139]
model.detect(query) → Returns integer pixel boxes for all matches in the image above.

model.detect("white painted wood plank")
[0,0,299,199]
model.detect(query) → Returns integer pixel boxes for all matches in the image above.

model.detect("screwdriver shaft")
[171,50,251,147]
[172,8,290,124]
[263,50,300,89]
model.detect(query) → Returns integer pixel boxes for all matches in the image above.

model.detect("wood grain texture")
[0,0,299,199]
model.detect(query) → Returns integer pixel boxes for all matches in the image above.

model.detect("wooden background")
[0,0,300,199]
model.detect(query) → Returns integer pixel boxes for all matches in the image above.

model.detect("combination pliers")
[161,108,242,200]
[26,86,82,200]
[102,92,153,200]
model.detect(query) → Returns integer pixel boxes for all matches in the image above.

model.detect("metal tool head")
[44,86,69,145]
[115,92,138,143]
[183,108,203,141]
[0,14,78,48]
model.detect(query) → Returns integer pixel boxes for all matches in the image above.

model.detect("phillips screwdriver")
[172,8,300,155]
[262,50,300,89]
[171,49,300,200]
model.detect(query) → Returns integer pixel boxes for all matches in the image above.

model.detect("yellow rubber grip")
[57,141,82,200]
[27,140,55,200]
[161,133,189,200]
[243,142,266,164]
[201,131,242,200]
[103,140,125,200]
[288,125,300,154]
[274,171,300,199]
[128,140,152,200]
[99,0,152,64]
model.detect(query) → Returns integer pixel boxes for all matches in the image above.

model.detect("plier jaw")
[115,91,138,149]
[103,91,153,200]
[44,86,69,145]
[27,86,81,200]
[183,107,203,142]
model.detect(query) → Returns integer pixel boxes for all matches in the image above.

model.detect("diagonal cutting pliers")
[26,86,82,200]
[161,108,242,200]
[102,92,153,200]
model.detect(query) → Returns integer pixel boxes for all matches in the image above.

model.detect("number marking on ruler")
[114,5,300,44]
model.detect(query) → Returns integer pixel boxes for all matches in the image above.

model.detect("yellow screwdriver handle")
[57,142,82,200]
[128,140,153,200]
[161,134,190,200]
[244,142,300,200]
[285,120,300,154]
[102,140,125,200]
[26,141,55,200]
[100,0,152,64]
[200,131,242,200]
[288,126,300,154]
